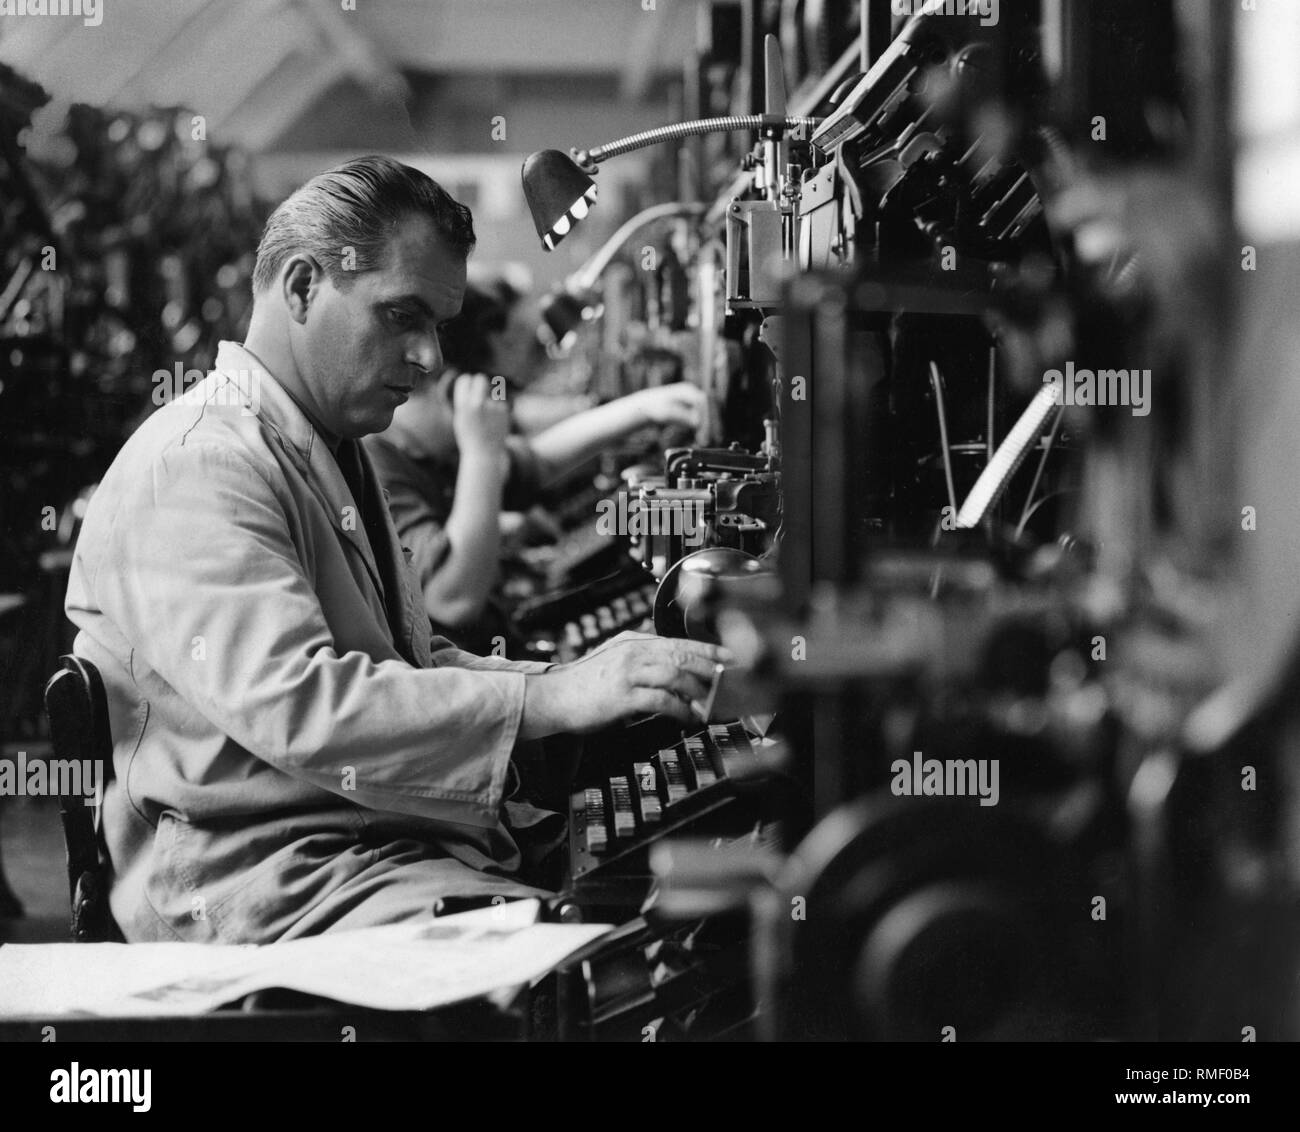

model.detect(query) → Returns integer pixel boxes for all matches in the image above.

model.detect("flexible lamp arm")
[525,114,822,251]
[575,114,822,170]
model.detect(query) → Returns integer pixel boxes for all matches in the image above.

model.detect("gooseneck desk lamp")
[523,113,820,347]
[521,113,822,252]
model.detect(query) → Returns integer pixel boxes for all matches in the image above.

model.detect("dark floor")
[0,740,73,943]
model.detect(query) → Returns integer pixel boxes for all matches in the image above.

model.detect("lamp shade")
[521,149,598,250]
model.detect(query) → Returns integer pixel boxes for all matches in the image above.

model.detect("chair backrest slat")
[42,655,122,942]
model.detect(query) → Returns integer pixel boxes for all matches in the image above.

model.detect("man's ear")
[281,255,323,324]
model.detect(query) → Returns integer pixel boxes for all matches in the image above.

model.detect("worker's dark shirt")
[364,433,542,651]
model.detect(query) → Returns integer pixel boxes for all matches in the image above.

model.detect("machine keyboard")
[568,721,757,878]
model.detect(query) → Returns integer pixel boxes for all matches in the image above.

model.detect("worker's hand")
[499,510,562,553]
[451,373,511,455]
[578,628,657,661]
[503,507,563,550]
[629,382,708,430]
[520,636,731,736]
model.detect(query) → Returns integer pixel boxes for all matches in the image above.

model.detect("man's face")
[297,214,465,439]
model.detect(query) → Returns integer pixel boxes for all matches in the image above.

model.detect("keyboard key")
[632,761,662,825]
[609,776,636,838]
[683,735,717,787]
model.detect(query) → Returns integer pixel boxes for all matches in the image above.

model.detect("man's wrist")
[628,388,658,428]
[520,669,564,741]
[459,443,509,478]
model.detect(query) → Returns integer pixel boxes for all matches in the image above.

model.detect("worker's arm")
[420,374,510,627]
[529,383,707,488]
[520,633,732,739]
[83,436,531,827]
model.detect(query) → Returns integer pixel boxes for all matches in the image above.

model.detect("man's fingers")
[667,391,705,426]
[453,376,477,409]
[636,661,710,705]
[675,640,733,666]
[614,637,731,681]
[661,641,732,677]
[630,688,695,725]
[628,637,731,667]
[657,651,722,686]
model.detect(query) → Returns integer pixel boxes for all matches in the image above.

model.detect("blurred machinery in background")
[0,66,267,740]
[530,0,1300,1043]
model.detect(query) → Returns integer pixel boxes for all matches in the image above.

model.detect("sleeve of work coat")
[88,439,532,828]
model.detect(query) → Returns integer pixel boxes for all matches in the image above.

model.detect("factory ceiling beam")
[112,0,303,127]
[354,0,691,79]
[222,55,356,153]
[0,0,406,152]
[0,0,216,105]
[214,0,406,152]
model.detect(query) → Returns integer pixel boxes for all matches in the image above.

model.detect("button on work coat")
[65,342,553,944]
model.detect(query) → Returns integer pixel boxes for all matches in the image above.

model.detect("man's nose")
[407,332,442,375]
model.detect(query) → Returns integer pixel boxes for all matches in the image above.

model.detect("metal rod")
[579,115,822,168]
[986,344,996,464]
[929,361,959,517]
[1017,404,1065,538]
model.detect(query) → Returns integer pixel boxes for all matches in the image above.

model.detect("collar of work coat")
[209,339,428,667]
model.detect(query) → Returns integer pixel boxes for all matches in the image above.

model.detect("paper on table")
[0,939,260,1017]
[0,899,613,1017]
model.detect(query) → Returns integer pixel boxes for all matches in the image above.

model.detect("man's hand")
[451,373,511,455]
[584,628,655,655]
[520,636,731,737]
[629,383,708,429]
[499,507,563,553]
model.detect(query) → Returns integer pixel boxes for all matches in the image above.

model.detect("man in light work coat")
[64,156,726,944]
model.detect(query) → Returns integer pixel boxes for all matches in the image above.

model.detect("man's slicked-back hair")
[251,155,475,295]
